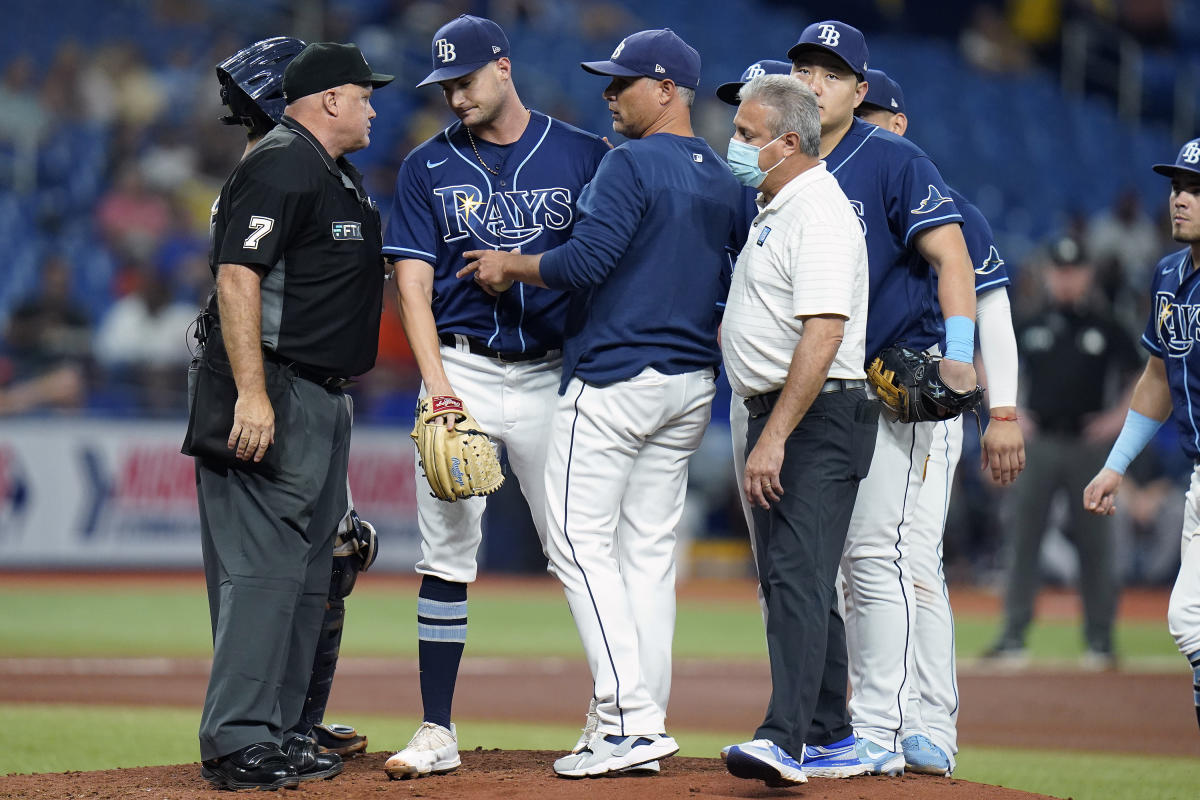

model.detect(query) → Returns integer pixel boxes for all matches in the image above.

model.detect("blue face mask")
[727,134,787,188]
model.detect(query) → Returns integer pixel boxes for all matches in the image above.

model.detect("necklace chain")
[466,128,501,176]
[465,111,530,176]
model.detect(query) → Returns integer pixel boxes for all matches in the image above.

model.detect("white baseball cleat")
[554,733,678,778]
[384,722,460,779]
[571,698,600,754]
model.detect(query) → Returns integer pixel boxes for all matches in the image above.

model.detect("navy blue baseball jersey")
[539,134,742,392]
[825,118,963,361]
[950,188,1010,295]
[384,110,609,353]
[1142,248,1200,461]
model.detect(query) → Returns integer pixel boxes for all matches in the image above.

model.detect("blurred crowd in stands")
[2,0,1199,589]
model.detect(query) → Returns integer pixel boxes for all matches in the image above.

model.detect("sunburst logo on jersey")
[459,194,484,217]
[1156,291,1197,356]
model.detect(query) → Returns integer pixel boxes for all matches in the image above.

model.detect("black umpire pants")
[748,388,877,757]
[193,345,352,761]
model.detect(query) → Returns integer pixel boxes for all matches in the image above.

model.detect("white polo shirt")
[721,160,869,398]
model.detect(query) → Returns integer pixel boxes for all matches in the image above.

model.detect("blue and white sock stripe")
[418,597,467,619]
[417,597,467,643]
[418,622,467,643]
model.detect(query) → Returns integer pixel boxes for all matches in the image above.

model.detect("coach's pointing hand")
[460,248,516,294]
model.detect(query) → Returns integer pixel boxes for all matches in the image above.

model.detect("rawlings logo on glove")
[867,345,983,424]
[411,395,504,501]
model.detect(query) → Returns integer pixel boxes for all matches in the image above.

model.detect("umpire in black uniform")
[985,235,1141,668]
[189,43,392,790]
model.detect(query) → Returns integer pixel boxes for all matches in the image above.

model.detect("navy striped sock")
[418,575,467,730]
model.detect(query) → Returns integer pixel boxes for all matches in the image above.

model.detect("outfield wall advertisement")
[0,420,422,569]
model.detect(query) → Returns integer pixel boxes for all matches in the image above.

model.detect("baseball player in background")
[461,28,743,777]
[213,36,376,759]
[1084,137,1200,736]
[719,73,874,787]
[381,14,609,779]
[853,67,1025,776]
[787,21,978,775]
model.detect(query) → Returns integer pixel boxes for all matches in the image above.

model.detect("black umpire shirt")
[1016,304,1139,435]
[208,116,384,378]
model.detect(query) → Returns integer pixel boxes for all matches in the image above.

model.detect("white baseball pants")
[544,367,715,736]
[901,416,962,768]
[1170,463,1200,657]
[413,344,561,584]
[842,413,936,752]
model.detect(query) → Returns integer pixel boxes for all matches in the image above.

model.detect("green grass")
[0,581,1182,664]
[0,581,1192,800]
[4,704,1199,799]
[953,746,1200,800]
[953,613,1182,668]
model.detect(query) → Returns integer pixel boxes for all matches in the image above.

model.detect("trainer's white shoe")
[384,722,460,779]
[571,698,600,754]
[554,733,678,778]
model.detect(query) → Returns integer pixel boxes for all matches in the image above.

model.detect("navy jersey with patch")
[825,118,963,362]
[950,188,1010,295]
[384,111,609,353]
[1142,248,1200,461]
[539,134,742,392]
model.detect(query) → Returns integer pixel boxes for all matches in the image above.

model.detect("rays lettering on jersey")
[1156,291,1200,356]
[433,184,573,247]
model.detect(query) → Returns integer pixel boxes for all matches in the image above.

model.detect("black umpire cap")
[283,42,394,103]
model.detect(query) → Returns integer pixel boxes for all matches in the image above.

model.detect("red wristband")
[990,413,1018,422]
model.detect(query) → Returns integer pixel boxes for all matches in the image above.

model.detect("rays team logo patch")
[1156,292,1200,356]
[911,185,953,215]
[332,221,363,240]
[976,245,1004,276]
[756,226,772,246]
[434,184,574,248]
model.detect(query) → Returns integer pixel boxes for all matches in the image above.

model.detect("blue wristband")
[943,315,975,363]
[1103,409,1163,475]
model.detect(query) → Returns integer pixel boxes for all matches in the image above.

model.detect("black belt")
[439,332,558,363]
[744,378,866,418]
[263,350,354,390]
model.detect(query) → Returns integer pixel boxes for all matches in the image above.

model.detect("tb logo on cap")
[611,40,626,60]
[1184,142,1200,164]
[436,38,456,63]
[817,24,840,47]
[746,63,766,79]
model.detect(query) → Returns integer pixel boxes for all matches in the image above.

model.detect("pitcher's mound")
[0,749,1061,799]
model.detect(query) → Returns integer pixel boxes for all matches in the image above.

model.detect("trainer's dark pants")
[999,433,1117,653]
[195,356,351,761]
[749,388,877,758]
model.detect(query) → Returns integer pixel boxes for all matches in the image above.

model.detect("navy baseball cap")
[786,20,868,81]
[417,14,510,87]
[1153,138,1200,179]
[861,68,905,114]
[282,42,393,102]
[581,29,701,90]
[716,59,791,106]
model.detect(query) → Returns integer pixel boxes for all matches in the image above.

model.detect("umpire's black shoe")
[201,742,300,791]
[283,733,344,781]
